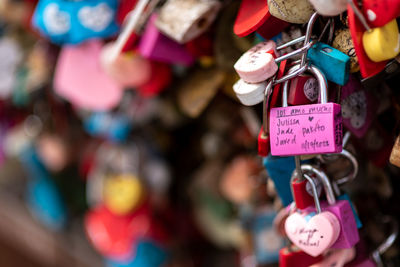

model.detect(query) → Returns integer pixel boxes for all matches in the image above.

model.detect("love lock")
[267,0,315,24]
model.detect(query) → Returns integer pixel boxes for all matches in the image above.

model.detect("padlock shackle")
[290,171,322,213]
[301,165,336,206]
[318,149,359,187]
[300,12,319,68]
[262,80,274,134]
[292,164,336,207]
[281,63,328,107]
[372,216,398,267]
[275,40,316,64]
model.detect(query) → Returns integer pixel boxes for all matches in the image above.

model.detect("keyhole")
[322,47,333,53]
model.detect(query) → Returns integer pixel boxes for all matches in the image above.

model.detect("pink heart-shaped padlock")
[285,211,341,257]
[234,41,278,83]
[54,40,123,111]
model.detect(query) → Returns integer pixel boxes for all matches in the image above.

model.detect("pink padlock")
[138,14,195,66]
[340,75,376,138]
[270,64,343,156]
[300,165,360,249]
[285,170,341,257]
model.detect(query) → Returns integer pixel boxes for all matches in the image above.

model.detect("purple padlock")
[269,64,343,156]
[138,14,195,66]
[300,165,360,249]
[341,75,376,138]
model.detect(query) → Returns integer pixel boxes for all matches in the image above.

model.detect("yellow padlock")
[362,19,400,62]
[103,174,144,216]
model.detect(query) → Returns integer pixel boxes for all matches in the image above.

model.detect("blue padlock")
[106,239,168,267]
[251,208,285,264]
[307,42,350,85]
[20,147,67,230]
[84,112,132,142]
[27,177,67,230]
[263,156,295,206]
[19,146,50,181]
[32,0,119,45]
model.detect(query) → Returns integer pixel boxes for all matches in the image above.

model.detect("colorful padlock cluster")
[0,0,399,266]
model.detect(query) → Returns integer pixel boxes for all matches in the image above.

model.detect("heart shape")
[43,3,71,35]
[308,116,314,122]
[285,212,340,257]
[78,3,114,32]
[54,40,122,111]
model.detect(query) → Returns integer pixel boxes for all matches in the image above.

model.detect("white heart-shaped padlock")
[233,79,268,106]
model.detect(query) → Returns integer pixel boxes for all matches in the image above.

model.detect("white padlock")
[308,0,347,16]
[233,79,268,106]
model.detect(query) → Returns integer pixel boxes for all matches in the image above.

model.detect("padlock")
[106,239,168,267]
[332,28,360,73]
[155,0,221,44]
[340,75,376,138]
[84,112,132,142]
[139,14,195,66]
[310,247,356,267]
[258,81,273,156]
[347,0,387,78]
[267,0,315,24]
[263,155,295,206]
[233,79,268,106]
[251,208,285,264]
[270,64,343,156]
[288,74,318,105]
[279,244,323,267]
[100,44,152,88]
[234,36,314,84]
[362,19,400,62]
[54,40,123,111]
[389,134,400,167]
[285,171,341,257]
[234,41,279,83]
[308,0,347,16]
[103,174,145,216]
[233,0,290,39]
[20,147,67,230]
[361,0,400,28]
[307,42,350,85]
[300,165,360,249]
[32,0,120,44]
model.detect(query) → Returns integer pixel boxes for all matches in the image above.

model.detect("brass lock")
[390,135,400,167]
[333,28,360,73]
[267,0,315,24]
